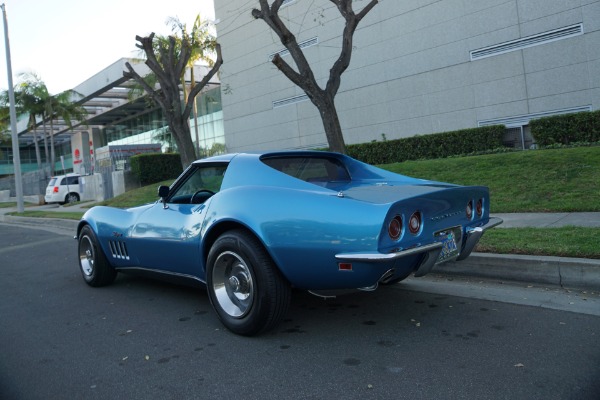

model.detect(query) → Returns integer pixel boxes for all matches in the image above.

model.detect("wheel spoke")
[212,251,254,318]
[79,236,94,276]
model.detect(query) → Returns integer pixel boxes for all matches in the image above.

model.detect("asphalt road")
[1,223,599,400]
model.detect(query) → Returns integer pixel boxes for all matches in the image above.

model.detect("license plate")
[435,227,461,263]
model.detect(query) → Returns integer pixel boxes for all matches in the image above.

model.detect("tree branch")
[182,43,224,120]
[123,61,167,111]
[326,0,378,96]
[252,0,320,95]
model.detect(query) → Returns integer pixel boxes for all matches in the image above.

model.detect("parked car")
[76,151,502,335]
[45,174,82,204]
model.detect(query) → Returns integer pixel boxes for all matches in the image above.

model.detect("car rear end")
[335,183,502,285]
[44,177,61,203]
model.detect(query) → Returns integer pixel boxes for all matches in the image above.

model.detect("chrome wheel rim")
[212,251,254,318]
[79,235,95,277]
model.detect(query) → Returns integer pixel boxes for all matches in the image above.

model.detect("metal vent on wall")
[470,24,583,60]
[269,37,319,61]
[273,94,309,108]
[478,106,592,128]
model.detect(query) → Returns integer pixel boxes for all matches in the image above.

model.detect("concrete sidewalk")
[493,212,600,228]
[1,203,599,291]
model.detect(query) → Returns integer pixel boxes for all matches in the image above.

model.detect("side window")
[66,176,79,185]
[169,164,228,204]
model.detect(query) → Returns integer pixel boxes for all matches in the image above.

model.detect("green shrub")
[531,110,600,146]
[130,153,183,186]
[346,125,505,164]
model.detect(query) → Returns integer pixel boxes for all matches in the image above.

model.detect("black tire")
[78,225,117,287]
[65,192,80,204]
[206,230,291,336]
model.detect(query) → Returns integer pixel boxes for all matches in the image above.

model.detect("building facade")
[1,59,224,177]
[214,0,600,151]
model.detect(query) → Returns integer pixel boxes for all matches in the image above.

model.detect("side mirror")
[158,185,170,208]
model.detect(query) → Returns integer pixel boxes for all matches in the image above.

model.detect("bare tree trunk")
[168,115,197,167]
[315,96,346,154]
[252,0,378,154]
[49,118,56,175]
[41,119,50,172]
[124,34,222,169]
[189,67,202,158]
[32,129,42,169]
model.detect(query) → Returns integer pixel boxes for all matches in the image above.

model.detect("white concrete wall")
[215,0,600,151]
[81,174,105,202]
[112,170,141,198]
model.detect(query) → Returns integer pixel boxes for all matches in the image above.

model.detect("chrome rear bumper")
[335,217,503,278]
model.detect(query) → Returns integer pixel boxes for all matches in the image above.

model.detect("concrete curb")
[439,253,600,291]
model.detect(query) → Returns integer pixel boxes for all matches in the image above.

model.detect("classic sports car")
[76,151,502,335]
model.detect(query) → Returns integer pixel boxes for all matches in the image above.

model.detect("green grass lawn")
[380,146,600,213]
[94,179,174,209]
[9,210,84,220]
[477,227,599,259]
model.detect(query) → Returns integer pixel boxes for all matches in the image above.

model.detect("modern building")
[214,0,600,151]
[1,58,224,178]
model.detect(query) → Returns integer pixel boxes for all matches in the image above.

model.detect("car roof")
[192,150,341,165]
[50,173,81,179]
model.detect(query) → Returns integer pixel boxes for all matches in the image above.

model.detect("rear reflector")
[338,263,352,271]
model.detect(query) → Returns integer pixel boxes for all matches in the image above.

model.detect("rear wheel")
[206,230,291,336]
[65,192,80,204]
[78,225,117,287]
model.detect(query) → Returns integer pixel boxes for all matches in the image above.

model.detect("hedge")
[346,125,506,165]
[531,110,600,146]
[130,153,183,186]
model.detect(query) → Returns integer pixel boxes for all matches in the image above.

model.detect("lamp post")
[1,3,24,212]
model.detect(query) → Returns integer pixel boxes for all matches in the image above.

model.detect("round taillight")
[388,215,403,241]
[466,200,473,220]
[476,198,483,217]
[408,211,421,235]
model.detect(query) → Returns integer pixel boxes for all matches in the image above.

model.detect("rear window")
[262,156,351,183]
[48,178,57,186]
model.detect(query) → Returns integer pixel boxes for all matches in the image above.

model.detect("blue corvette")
[77,151,502,335]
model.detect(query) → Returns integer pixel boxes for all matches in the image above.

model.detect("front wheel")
[78,225,117,287]
[206,230,291,336]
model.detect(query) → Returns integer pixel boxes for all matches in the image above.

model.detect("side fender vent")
[109,240,130,260]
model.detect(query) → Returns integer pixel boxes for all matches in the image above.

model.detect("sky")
[0,0,215,94]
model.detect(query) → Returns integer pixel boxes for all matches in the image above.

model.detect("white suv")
[45,174,82,204]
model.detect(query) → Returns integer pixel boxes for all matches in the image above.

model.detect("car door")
[128,163,228,278]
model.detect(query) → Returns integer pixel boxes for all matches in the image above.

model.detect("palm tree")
[166,15,216,156]
[1,74,49,169]
[1,73,88,174]
[43,90,88,174]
